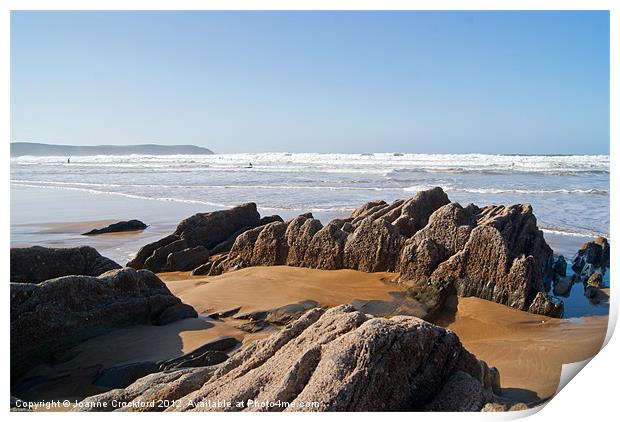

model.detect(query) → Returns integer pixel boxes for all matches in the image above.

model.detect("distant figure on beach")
[67,158,70,164]
[246,162,253,168]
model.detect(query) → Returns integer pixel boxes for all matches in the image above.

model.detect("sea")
[10,152,610,317]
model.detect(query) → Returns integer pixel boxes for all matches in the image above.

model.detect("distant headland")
[10,142,214,156]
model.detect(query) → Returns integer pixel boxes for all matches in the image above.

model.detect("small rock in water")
[82,220,147,235]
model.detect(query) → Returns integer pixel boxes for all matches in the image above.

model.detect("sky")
[11,11,610,154]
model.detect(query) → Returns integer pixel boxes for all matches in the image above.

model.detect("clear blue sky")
[11,11,609,154]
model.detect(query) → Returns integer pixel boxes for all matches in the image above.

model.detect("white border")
[2,2,616,421]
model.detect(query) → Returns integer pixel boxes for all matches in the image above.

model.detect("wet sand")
[162,266,608,402]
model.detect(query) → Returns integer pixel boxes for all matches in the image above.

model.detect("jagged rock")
[509,403,529,411]
[236,320,271,333]
[128,203,260,270]
[77,305,501,412]
[285,215,323,267]
[10,268,196,381]
[251,222,289,266]
[10,246,121,284]
[82,220,147,235]
[74,367,217,412]
[391,187,451,237]
[572,237,610,276]
[164,246,210,272]
[343,217,403,272]
[527,292,564,318]
[303,221,348,269]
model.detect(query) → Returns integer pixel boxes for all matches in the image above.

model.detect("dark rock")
[586,272,603,288]
[159,351,229,371]
[553,276,573,297]
[77,305,502,412]
[10,246,121,284]
[572,237,610,276]
[552,255,567,278]
[190,261,213,276]
[95,361,160,389]
[236,320,271,333]
[164,246,210,272]
[82,220,147,235]
[143,239,188,273]
[207,307,241,319]
[128,203,260,270]
[259,215,284,225]
[157,337,240,371]
[235,300,321,325]
[156,303,198,325]
[10,268,195,381]
[528,292,564,318]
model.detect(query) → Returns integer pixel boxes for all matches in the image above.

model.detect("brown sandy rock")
[10,246,121,284]
[527,292,564,318]
[79,305,500,412]
[10,268,196,381]
[343,217,404,272]
[285,215,323,267]
[392,187,451,237]
[303,221,348,269]
[251,222,289,266]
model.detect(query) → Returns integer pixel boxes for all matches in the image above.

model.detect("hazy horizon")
[11,11,610,154]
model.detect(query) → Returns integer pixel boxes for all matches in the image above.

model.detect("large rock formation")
[572,236,610,277]
[76,305,502,412]
[127,203,261,272]
[11,268,197,381]
[206,188,559,317]
[10,246,121,284]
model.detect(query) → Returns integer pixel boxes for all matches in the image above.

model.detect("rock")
[235,300,320,325]
[236,320,271,333]
[552,255,567,278]
[259,215,284,225]
[509,403,529,411]
[572,237,610,276]
[303,221,348,269]
[74,367,217,412]
[207,307,241,319]
[587,272,603,288]
[78,305,502,412]
[482,403,507,412]
[425,371,493,412]
[159,351,229,371]
[164,246,210,272]
[10,246,121,284]
[251,222,289,266]
[391,187,451,237]
[128,203,260,270]
[10,268,196,381]
[553,276,573,297]
[156,303,198,325]
[82,220,147,235]
[343,217,403,272]
[285,215,323,267]
[528,292,564,318]
[584,284,608,304]
[95,362,160,389]
[143,239,188,273]
[190,261,213,276]
[157,337,240,371]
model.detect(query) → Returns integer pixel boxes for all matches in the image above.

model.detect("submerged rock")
[10,245,121,284]
[76,305,501,412]
[572,237,610,276]
[10,268,196,381]
[82,220,147,235]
